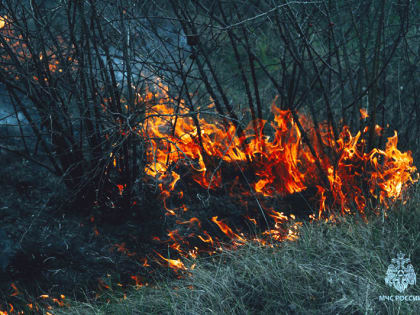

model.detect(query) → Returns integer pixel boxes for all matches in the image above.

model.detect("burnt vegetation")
[0,0,419,313]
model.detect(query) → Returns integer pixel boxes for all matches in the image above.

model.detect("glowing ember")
[98,278,111,290]
[0,17,76,80]
[10,283,19,297]
[117,184,126,196]
[131,275,144,288]
[0,16,6,29]
[112,242,136,257]
[360,108,369,119]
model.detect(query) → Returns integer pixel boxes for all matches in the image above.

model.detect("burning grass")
[1,76,417,313]
[130,78,418,271]
[52,183,420,314]
[140,79,417,217]
[1,11,419,313]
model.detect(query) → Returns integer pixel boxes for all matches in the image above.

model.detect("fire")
[137,77,417,267]
[154,251,187,271]
[117,184,126,196]
[1,14,418,307]
[369,131,417,206]
[10,283,19,297]
[98,278,111,290]
[176,217,202,229]
[0,16,6,29]
[0,17,75,80]
[140,80,317,207]
[360,108,369,119]
[131,275,144,288]
[140,78,416,217]
[197,231,214,246]
[112,242,136,257]
[211,216,246,243]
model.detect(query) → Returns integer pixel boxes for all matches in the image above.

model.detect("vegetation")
[0,0,418,207]
[56,184,420,314]
[0,0,419,314]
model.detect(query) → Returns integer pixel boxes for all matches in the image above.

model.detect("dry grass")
[55,183,420,315]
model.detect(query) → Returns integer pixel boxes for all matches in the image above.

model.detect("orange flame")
[360,108,369,119]
[1,17,417,279]
[0,16,7,29]
[141,79,417,217]
[154,251,187,271]
[10,283,19,296]
[211,216,246,243]
[140,77,417,268]
[131,275,144,288]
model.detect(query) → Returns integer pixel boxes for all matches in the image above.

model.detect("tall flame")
[134,77,417,272]
[139,78,417,219]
